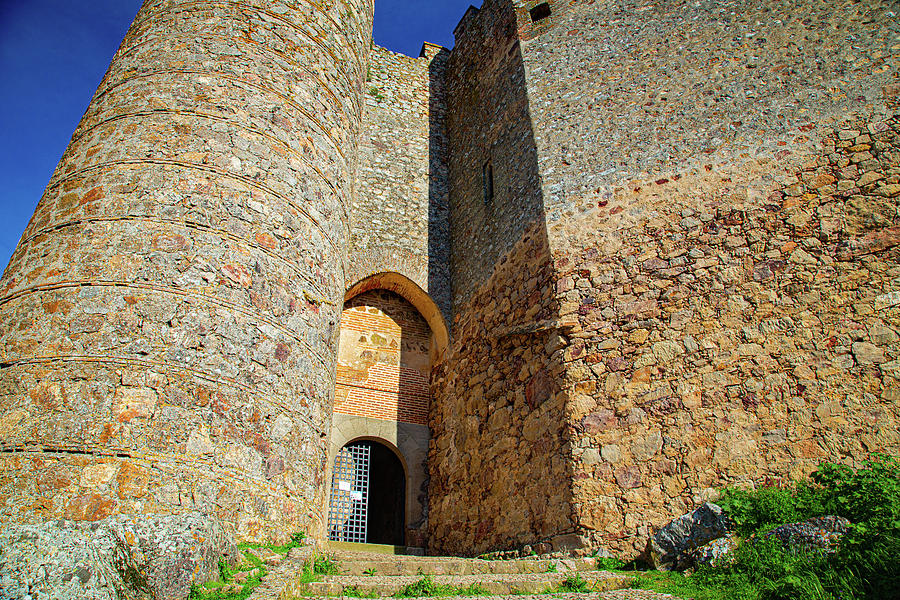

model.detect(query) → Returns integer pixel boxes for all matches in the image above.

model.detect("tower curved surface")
[0,0,374,542]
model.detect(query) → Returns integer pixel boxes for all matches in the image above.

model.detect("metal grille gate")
[327,442,371,543]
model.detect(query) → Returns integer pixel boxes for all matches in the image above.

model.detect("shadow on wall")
[427,0,577,556]
[427,45,453,323]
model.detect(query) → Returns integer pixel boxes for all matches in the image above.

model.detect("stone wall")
[428,0,584,555]
[556,112,900,556]
[429,222,576,555]
[514,0,900,555]
[429,0,899,557]
[444,0,545,312]
[0,0,374,543]
[518,0,897,219]
[352,44,451,320]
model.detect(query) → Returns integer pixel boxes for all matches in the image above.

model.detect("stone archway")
[344,272,449,362]
[328,276,443,549]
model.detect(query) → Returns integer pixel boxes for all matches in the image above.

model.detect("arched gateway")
[327,274,447,548]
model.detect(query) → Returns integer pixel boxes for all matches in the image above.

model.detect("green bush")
[637,455,900,600]
[691,535,833,600]
[815,456,900,598]
[717,482,826,536]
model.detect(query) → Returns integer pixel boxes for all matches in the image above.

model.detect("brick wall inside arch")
[334,290,432,425]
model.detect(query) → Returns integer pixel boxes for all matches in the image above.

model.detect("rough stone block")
[647,502,731,571]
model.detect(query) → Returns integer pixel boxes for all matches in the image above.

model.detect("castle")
[0,0,897,558]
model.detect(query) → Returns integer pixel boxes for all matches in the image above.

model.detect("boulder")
[646,502,731,570]
[0,512,239,600]
[672,515,851,572]
[0,519,125,600]
[688,534,739,568]
[765,515,850,553]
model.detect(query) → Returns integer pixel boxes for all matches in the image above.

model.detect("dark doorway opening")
[367,442,406,545]
[327,440,406,546]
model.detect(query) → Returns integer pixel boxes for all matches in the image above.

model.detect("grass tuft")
[190,532,306,600]
[393,574,489,597]
[555,573,590,593]
[595,556,628,571]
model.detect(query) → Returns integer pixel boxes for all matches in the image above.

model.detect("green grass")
[393,574,489,597]
[555,573,589,593]
[237,531,307,557]
[595,556,628,571]
[189,532,308,600]
[279,550,345,598]
[294,551,342,586]
[342,585,379,598]
[631,570,734,600]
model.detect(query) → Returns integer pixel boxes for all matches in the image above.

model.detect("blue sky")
[0,0,475,270]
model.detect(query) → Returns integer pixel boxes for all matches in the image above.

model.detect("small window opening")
[482,161,494,204]
[529,2,551,22]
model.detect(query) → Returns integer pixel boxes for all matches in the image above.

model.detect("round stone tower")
[0,0,374,542]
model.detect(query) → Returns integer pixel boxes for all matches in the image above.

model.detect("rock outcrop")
[0,512,238,600]
[765,515,851,553]
[646,502,731,570]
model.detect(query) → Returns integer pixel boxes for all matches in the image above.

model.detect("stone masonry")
[428,0,900,556]
[0,0,898,559]
[352,44,451,320]
[0,0,374,543]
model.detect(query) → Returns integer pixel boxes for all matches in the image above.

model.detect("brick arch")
[345,272,450,360]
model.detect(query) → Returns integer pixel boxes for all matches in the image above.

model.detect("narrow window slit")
[483,161,494,203]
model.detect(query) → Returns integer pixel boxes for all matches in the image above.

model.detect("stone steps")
[248,545,686,599]
[298,571,631,596]
[331,556,600,576]
[327,540,416,556]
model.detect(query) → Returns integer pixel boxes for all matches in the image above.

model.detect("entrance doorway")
[327,440,406,546]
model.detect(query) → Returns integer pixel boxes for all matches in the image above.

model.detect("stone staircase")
[248,543,684,600]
